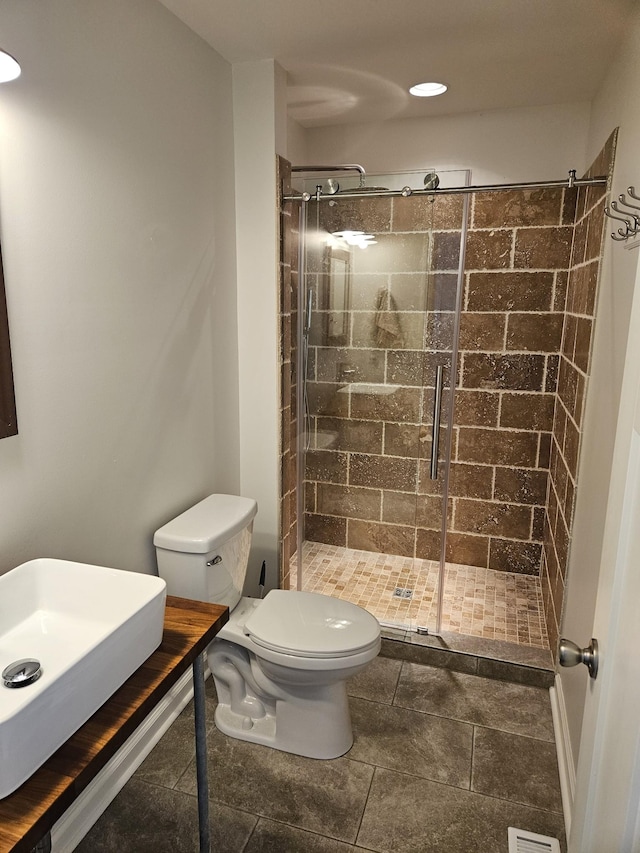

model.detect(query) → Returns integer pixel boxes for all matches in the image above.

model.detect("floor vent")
[508,827,561,853]
[392,587,413,599]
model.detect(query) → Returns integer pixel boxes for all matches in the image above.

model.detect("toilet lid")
[244,590,380,658]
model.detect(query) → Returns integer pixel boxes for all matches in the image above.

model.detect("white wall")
[0,0,239,575]
[303,102,591,184]
[559,4,640,776]
[286,116,309,166]
[233,60,288,594]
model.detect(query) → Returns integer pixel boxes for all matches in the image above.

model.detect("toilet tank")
[153,494,258,610]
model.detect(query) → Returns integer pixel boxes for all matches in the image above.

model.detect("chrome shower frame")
[285,170,607,204]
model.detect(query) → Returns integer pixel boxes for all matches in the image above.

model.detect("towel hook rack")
[605,186,640,242]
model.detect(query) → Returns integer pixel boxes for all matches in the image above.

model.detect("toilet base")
[210,638,356,759]
[213,682,354,760]
[214,703,276,746]
[208,597,380,760]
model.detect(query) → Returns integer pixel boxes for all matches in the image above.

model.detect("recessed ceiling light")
[409,81,447,98]
[0,50,20,83]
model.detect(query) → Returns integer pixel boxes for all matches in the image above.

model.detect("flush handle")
[206,555,222,567]
[559,637,599,679]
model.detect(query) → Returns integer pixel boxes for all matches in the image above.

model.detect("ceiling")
[157,0,636,127]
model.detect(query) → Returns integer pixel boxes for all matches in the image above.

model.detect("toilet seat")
[244,589,380,658]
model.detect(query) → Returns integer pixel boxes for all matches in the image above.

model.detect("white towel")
[374,288,403,348]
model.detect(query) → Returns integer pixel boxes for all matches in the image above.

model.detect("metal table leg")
[31,833,51,853]
[193,653,211,853]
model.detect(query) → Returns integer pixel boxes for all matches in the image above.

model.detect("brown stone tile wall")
[278,157,300,589]
[541,131,617,653]
[449,187,577,575]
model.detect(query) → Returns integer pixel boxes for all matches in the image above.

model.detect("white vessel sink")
[0,558,166,798]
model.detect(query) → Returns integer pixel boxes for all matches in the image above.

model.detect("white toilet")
[153,494,381,759]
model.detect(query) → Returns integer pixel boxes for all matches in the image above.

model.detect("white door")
[569,255,640,852]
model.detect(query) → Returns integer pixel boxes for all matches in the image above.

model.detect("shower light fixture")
[331,230,377,249]
[409,81,447,97]
[0,50,20,83]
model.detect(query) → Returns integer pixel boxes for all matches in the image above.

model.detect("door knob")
[559,637,599,679]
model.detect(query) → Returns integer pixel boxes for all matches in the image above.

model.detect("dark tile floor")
[76,655,566,853]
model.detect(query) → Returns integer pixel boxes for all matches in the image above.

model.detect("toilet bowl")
[154,494,380,759]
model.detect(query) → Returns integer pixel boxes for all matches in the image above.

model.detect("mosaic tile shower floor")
[297,541,549,649]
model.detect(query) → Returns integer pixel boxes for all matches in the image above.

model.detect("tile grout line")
[391,659,404,705]
[345,748,563,816]
[238,812,260,853]
[385,691,555,743]
[470,724,477,793]
[351,763,379,848]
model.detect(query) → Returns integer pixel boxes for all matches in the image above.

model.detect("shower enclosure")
[294,169,467,635]
[279,144,615,652]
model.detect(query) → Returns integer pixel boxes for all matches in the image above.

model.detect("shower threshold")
[296,541,549,650]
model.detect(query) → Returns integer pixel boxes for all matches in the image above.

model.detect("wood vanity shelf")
[0,595,228,853]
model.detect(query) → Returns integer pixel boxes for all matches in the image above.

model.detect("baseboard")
[51,668,195,852]
[550,674,576,839]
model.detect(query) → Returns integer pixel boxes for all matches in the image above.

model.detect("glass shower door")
[296,172,466,634]
[411,195,465,633]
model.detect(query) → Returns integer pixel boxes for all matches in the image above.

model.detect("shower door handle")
[430,364,444,480]
[305,287,313,334]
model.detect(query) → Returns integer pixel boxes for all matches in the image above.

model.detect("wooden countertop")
[0,595,228,853]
